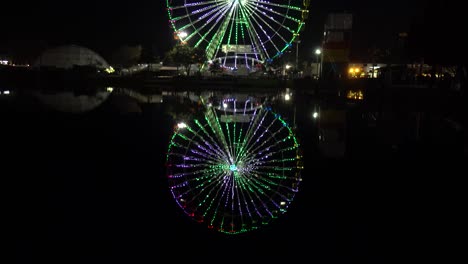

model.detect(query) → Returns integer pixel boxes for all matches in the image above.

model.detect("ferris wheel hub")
[229,164,238,171]
[230,0,248,6]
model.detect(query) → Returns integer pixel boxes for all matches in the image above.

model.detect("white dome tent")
[34,44,110,70]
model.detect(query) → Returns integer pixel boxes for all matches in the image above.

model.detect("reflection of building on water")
[161,90,269,106]
[3,80,462,161]
[26,86,279,114]
[317,110,347,159]
[32,87,111,113]
[346,89,364,100]
[115,87,163,104]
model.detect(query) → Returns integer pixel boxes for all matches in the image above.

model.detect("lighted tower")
[321,12,353,79]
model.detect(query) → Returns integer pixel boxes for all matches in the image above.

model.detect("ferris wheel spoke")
[171,3,224,26]
[235,6,272,59]
[236,179,269,219]
[230,179,248,231]
[234,177,264,216]
[193,119,232,161]
[184,171,229,207]
[184,4,232,43]
[169,2,222,26]
[236,178,258,219]
[247,1,304,25]
[243,170,289,197]
[222,110,244,163]
[204,109,233,158]
[238,176,278,217]
[242,5,291,53]
[245,126,289,159]
[236,107,268,159]
[245,172,296,205]
[236,5,270,60]
[210,173,238,225]
[246,1,304,58]
[246,3,299,37]
[167,0,219,10]
[205,6,238,59]
[254,154,299,168]
[240,116,280,159]
[249,0,303,12]
[185,123,231,162]
[172,128,227,165]
[246,20,282,56]
[234,117,255,162]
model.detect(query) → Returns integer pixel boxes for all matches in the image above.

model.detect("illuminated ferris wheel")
[166,0,310,70]
[166,97,303,234]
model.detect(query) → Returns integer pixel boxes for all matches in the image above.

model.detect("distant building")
[0,54,10,65]
[33,44,110,70]
[347,63,387,78]
[321,12,353,79]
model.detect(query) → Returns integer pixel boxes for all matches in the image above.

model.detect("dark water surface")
[3,87,463,263]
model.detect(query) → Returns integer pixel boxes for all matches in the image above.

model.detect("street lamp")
[177,31,188,42]
[295,39,301,71]
[315,48,322,78]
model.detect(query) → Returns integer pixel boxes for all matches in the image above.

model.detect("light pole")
[315,48,322,78]
[295,39,301,72]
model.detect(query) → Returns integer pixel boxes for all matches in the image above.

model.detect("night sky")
[4,0,464,63]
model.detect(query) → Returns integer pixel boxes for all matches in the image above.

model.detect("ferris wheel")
[166,0,310,70]
[166,97,303,234]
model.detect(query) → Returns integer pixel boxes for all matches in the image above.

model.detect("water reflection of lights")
[33,87,112,113]
[166,95,303,234]
[284,87,292,101]
[346,90,364,100]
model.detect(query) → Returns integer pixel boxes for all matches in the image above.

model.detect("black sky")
[2,0,465,63]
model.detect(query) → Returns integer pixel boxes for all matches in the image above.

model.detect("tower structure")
[321,13,353,79]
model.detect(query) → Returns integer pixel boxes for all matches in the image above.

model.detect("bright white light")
[106,87,114,92]
[177,122,187,129]
[223,103,228,109]
[3,90,10,95]
[313,112,319,119]
[315,49,321,55]
[230,0,247,5]
[284,94,291,101]
[178,31,188,39]
[286,64,292,69]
